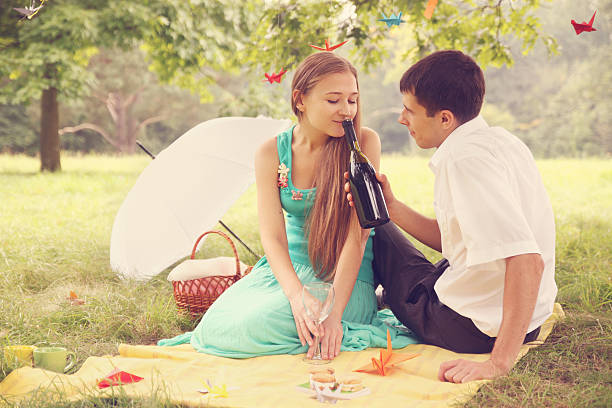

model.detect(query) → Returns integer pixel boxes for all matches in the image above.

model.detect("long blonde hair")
[291,52,362,281]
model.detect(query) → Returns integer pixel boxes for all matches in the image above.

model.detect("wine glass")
[302,281,335,364]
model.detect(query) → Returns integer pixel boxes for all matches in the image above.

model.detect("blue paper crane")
[378,11,406,28]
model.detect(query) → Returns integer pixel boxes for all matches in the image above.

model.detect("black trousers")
[373,222,540,354]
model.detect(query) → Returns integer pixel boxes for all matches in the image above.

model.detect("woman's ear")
[293,89,305,112]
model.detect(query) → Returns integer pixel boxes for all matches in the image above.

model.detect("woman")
[160,52,416,359]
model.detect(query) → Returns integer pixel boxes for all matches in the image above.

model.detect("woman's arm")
[317,127,382,360]
[254,138,317,346]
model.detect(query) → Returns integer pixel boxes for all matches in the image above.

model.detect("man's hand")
[438,358,510,383]
[343,171,354,206]
[344,171,396,208]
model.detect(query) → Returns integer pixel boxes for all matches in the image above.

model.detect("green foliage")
[245,0,558,74]
[141,0,255,103]
[522,44,612,157]
[0,0,152,104]
[0,0,248,105]
[0,104,37,153]
[484,0,612,157]
[7,0,604,158]
[0,0,557,107]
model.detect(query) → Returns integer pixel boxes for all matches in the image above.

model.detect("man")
[345,50,557,383]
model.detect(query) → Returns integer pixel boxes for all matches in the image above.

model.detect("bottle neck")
[342,119,360,151]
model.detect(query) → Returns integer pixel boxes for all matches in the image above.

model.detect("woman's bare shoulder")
[255,137,280,162]
[359,126,381,150]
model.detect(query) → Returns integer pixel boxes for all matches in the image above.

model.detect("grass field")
[0,154,611,407]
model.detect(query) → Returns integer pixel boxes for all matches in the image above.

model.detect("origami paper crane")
[97,368,144,388]
[309,39,348,52]
[199,379,229,398]
[571,11,597,35]
[378,12,406,27]
[354,329,419,376]
[67,290,85,305]
[263,68,287,84]
[13,0,46,20]
[424,0,438,20]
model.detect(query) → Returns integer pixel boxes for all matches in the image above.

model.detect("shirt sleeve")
[445,153,541,267]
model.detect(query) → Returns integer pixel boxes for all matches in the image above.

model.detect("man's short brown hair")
[400,50,485,124]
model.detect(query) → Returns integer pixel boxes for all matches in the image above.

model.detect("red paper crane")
[309,38,348,52]
[263,68,287,84]
[571,11,597,35]
[354,329,419,376]
[97,368,144,388]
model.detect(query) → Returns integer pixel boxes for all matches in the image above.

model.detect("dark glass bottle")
[342,119,390,229]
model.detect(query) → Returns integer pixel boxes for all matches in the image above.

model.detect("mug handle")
[64,352,76,373]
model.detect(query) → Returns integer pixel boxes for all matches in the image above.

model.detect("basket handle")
[190,231,241,278]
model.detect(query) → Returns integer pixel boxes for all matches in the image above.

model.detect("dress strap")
[276,125,294,167]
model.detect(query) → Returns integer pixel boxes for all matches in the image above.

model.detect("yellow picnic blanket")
[0,303,564,407]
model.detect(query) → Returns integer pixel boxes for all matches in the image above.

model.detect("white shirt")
[429,116,557,337]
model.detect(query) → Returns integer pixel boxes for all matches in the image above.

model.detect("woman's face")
[297,71,358,138]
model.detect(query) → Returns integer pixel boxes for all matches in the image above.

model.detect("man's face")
[398,91,445,149]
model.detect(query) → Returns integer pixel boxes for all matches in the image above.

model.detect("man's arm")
[438,253,544,383]
[386,196,442,252]
[344,171,442,252]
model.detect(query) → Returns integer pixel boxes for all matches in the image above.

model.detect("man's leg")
[373,222,437,303]
[373,222,540,353]
[372,222,449,343]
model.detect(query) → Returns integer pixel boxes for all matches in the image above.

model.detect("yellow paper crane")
[200,380,229,398]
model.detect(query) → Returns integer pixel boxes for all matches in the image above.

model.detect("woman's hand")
[288,291,320,348]
[312,314,343,360]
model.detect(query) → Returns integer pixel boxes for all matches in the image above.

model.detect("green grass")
[1,154,611,407]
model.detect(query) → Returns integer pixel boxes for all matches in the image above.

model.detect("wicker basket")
[172,231,252,319]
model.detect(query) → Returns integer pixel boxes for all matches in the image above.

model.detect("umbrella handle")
[190,231,245,278]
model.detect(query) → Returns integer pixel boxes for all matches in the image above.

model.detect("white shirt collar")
[429,115,489,173]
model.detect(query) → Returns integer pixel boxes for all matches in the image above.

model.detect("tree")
[0,0,150,170]
[58,48,174,154]
[0,0,249,171]
[1,0,558,171]
[57,46,292,154]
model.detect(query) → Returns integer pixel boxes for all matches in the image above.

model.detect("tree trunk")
[40,87,61,172]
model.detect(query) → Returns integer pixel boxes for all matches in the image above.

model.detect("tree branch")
[59,123,119,148]
[125,90,141,108]
[106,93,119,123]
[132,114,167,137]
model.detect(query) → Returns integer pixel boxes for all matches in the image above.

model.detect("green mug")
[33,347,76,373]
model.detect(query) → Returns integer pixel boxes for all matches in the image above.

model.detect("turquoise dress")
[159,126,418,357]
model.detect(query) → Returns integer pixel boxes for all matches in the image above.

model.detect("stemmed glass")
[302,281,335,364]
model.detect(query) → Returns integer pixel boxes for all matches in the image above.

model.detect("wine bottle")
[342,119,390,229]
